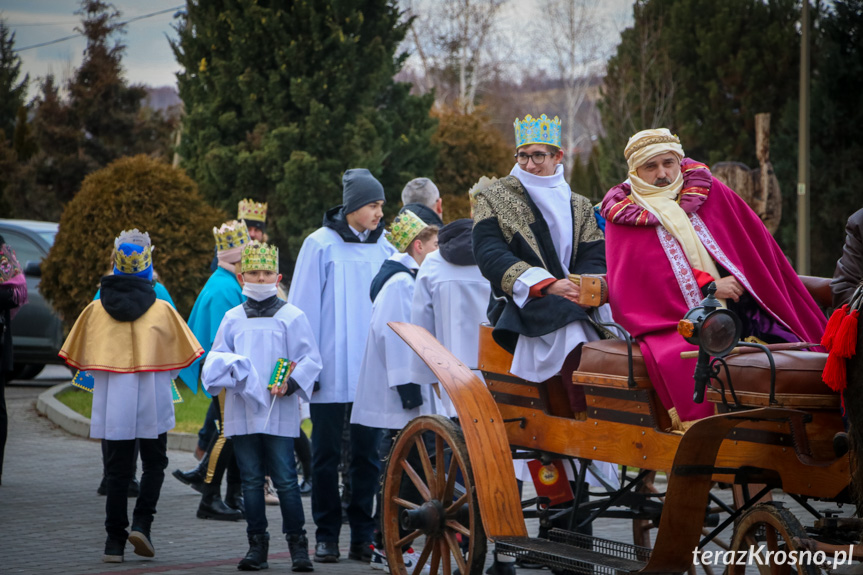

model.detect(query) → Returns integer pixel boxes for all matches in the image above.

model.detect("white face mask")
[242,282,278,302]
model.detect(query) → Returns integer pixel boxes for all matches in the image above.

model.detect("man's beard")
[653,177,672,187]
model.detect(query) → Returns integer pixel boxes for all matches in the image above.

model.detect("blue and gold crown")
[114,243,153,275]
[388,210,428,253]
[514,114,562,149]
[241,241,279,273]
[213,221,251,253]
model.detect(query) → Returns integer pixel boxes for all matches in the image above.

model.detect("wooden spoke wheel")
[727,503,819,575]
[382,415,487,575]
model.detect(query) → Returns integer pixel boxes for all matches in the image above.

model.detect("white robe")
[409,249,491,418]
[352,253,435,430]
[288,227,395,403]
[90,370,179,440]
[202,303,322,438]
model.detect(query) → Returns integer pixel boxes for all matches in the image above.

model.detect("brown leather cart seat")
[573,340,652,389]
[707,350,838,409]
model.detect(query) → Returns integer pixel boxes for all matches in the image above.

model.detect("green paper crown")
[241,241,279,273]
[388,210,428,253]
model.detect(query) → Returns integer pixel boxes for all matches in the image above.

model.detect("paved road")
[0,368,855,574]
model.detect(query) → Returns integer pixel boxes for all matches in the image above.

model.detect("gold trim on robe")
[60,300,203,373]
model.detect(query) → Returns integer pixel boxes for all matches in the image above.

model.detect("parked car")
[0,219,64,380]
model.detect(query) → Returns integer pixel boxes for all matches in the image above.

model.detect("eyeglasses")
[514,152,552,165]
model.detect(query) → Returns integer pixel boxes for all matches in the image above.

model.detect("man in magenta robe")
[601,129,826,426]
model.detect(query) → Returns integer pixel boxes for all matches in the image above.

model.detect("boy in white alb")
[203,242,322,572]
[352,210,439,570]
[288,169,396,563]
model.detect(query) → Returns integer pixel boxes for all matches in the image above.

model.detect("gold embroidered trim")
[473,175,545,267]
[501,261,531,296]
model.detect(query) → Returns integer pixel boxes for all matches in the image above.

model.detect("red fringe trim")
[822,352,847,392]
[834,308,859,358]
[822,304,848,350]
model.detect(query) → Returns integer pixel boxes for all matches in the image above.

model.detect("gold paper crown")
[213,221,251,253]
[241,241,279,273]
[388,210,428,253]
[238,198,267,223]
[114,244,153,274]
[514,114,562,149]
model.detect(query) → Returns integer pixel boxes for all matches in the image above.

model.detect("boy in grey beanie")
[288,168,395,563]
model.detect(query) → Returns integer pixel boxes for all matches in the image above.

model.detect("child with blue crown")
[59,230,203,563]
[202,241,322,572]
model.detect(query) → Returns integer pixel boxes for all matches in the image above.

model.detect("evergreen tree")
[4,1,175,220]
[171,0,438,268]
[0,19,28,142]
[773,0,863,276]
[596,0,799,188]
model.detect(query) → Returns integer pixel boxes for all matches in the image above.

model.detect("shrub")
[41,155,227,326]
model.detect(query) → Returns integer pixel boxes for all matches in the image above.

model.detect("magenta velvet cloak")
[601,159,827,421]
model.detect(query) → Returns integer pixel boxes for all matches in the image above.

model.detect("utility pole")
[797,0,810,274]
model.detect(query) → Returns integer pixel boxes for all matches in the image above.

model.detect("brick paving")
[1,368,855,574]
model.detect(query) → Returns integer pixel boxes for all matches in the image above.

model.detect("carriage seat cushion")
[716,350,836,406]
[577,340,649,380]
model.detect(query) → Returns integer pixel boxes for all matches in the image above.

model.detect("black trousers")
[104,433,168,541]
[203,391,240,486]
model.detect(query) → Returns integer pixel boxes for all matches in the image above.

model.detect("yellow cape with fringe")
[60,299,203,373]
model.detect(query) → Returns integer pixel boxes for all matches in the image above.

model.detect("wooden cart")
[380,279,858,575]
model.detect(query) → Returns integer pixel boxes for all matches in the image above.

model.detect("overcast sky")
[3,0,634,98]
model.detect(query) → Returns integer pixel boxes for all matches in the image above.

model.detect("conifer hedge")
[41,155,227,326]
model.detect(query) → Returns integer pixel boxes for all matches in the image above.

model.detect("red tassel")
[822,304,848,350]
[834,308,859,359]
[822,352,847,392]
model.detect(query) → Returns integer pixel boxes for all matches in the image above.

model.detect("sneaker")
[102,537,125,563]
[128,528,155,558]
[314,541,340,563]
[403,548,431,575]
[349,541,373,562]
[370,544,387,571]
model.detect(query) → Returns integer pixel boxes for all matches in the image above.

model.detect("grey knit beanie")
[342,169,385,215]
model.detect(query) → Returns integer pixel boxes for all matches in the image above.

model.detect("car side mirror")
[23,260,42,278]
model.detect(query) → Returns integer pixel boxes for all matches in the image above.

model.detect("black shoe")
[314,541,340,563]
[172,466,206,487]
[298,479,312,496]
[97,477,107,496]
[128,478,140,497]
[238,532,270,571]
[348,541,372,562]
[197,483,244,521]
[102,537,125,563]
[128,527,155,558]
[225,482,245,514]
[287,533,314,572]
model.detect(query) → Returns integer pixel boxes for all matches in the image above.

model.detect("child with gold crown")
[59,230,203,564]
[202,241,322,572]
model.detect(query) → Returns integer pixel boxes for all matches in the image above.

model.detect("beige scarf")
[625,129,721,287]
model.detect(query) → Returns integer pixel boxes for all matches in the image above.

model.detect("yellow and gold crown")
[114,244,153,274]
[388,210,428,253]
[238,198,267,223]
[514,114,562,149]
[213,221,251,253]
[241,241,279,273]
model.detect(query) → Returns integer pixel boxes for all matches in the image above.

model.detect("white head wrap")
[625,129,722,296]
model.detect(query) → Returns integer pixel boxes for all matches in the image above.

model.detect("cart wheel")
[382,415,487,575]
[727,503,818,575]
